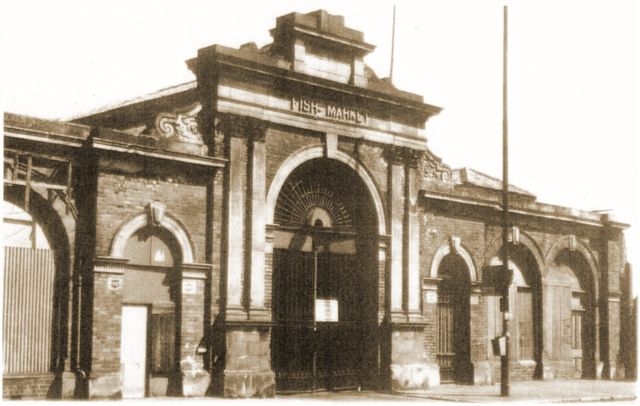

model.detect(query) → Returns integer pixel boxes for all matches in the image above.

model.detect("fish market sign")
[291,97,367,124]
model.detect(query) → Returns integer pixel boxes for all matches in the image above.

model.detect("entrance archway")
[270,158,379,392]
[489,243,543,379]
[436,254,472,383]
[546,249,596,378]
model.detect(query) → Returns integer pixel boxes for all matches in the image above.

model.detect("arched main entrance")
[270,158,379,392]
[436,254,472,383]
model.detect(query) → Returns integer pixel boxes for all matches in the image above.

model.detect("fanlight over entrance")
[274,179,354,232]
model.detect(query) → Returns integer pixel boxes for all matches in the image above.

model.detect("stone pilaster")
[247,128,269,321]
[88,257,127,399]
[388,147,405,319]
[404,152,421,320]
[226,132,247,317]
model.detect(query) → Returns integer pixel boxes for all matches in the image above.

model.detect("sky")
[1,0,638,289]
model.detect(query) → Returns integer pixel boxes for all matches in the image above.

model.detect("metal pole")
[389,4,396,83]
[312,244,318,391]
[500,4,511,397]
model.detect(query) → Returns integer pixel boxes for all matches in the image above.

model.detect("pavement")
[127,380,637,404]
[277,380,638,403]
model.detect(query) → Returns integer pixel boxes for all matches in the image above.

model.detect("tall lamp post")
[500,4,511,397]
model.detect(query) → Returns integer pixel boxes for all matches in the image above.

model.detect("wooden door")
[121,305,148,398]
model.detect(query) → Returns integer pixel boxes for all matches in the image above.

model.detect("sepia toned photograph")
[1,0,637,402]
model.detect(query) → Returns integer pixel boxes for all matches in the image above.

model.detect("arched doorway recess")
[436,253,473,383]
[489,243,543,379]
[270,158,379,392]
[546,248,596,378]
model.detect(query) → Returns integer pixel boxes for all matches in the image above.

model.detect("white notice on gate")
[315,299,339,322]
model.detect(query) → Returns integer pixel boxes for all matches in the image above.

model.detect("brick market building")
[2,10,634,399]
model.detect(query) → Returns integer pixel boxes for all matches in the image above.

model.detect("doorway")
[121,305,148,398]
[436,254,472,383]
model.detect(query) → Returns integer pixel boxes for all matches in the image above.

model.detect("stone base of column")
[389,325,439,390]
[472,360,492,385]
[248,307,271,322]
[61,371,77,399]
[181,357,211,397]
[212,326,275,398]
[216,370,275,398]
[542,360,583,380]
[391,363,440,391]
[87,372,121,399]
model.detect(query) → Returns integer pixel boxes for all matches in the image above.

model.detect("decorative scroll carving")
[155,103,203,144]
[422,149,452,181]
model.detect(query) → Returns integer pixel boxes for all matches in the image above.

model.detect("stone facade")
[2,9,634,400]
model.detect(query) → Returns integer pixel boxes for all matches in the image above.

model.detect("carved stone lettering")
[291,97,367,124]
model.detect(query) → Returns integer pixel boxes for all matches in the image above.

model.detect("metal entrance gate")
[272,249,366,392]
[437,283,472,384]
[436,290,455,382]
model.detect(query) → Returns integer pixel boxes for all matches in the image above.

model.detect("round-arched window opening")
[123,227,180,267]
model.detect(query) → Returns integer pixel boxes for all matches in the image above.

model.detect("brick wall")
[95,171,208,262]
[265,127,319,193]
[180,278,206,361]
[3,374,57,400]
[338,138,388,208]
[422,213,485,276]
[90,272,123,374]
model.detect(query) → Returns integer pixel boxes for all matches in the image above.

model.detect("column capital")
[217,113,266,141]
[386,146,422,167]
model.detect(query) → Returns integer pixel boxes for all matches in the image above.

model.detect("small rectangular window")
[150,312,175,373]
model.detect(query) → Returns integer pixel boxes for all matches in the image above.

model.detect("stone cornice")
[90,133,226,168]
[420,189,628,230]
[190,45,441,118]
